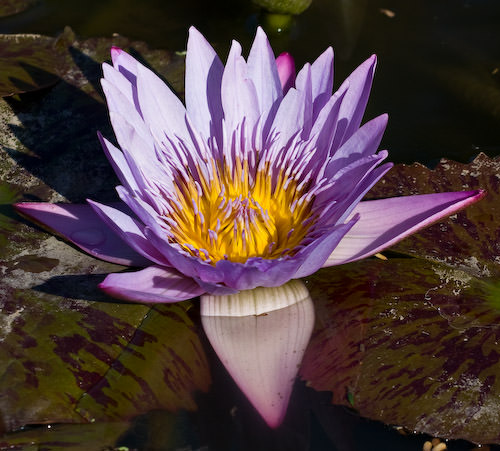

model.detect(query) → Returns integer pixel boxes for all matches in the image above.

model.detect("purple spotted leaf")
[368,153,500,277]
[0,269,209,432]
[0,33,208,434]
[300,154,500,444]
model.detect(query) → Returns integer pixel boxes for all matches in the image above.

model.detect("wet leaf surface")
[368,154,500,277]
[0,31,208,435]
[303,259,500,444]
[0,33,64,97]
[301,154,500,444]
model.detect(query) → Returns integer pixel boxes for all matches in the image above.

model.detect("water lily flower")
[15,27,484,303]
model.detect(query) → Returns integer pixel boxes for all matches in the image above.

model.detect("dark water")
[1,0,499,166]
[1,1,500,450]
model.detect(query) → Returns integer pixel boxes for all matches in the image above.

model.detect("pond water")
[2,0,499,167]
[1,1,500,450]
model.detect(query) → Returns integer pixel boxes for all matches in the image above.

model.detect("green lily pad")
[0,269,209,431]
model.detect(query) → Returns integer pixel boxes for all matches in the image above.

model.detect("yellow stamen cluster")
[164,158,315,264]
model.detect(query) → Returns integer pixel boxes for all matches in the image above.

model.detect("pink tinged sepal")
[201,280,315,428]
[14,202,150,267]
[323,189,486,266]
[275,52,296,94]
[100,265,205,303]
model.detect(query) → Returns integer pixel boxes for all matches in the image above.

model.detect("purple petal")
[107,112,168,190]
[333,54,377,148]
[185,27,224,144]
[102,63,135,109]
[327,113,388,175]
[136,62,189,144]
[221,40,259,131]
[101,77,147,140]
[269,85,310,148]
[275,52,295,94]
[97,132,138,193]
[323,190,486,266]
[292,215,359,278]
[214,257,303,291]
[247,27,282,115]
[117,187,228,286]
[294,63,313,138]
[308,85,348,163]
[208,218,356,290]
[14,203,150,266]
[317,152,391,212]
[87,199,171,267]
[201,281,315,428]
[100,265,205,303]
[310,47,334,119]
[111,46,138,76]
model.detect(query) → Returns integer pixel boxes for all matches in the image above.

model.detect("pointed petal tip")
[255,26,267,39]
[262,411,286,429]
[14,202,57,217]
[324,189,487,267]
[110,46,122,57]
[188,25,202,38]
[276,52,296,93]
[98,277,143,303]
[469,188,486,203]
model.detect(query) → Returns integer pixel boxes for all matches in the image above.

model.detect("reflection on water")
[201,280,315,427]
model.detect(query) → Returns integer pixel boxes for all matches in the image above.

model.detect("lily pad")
[0,422,130,451]
[301,154,500,444]
[0,264,209,431]
[0,28,185,204]
[368,154,500,277]
[0,0,37,18]
[0,33,65,97]
[0,31,208,434]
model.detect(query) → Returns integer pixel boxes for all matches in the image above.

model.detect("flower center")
[164,158,315,264]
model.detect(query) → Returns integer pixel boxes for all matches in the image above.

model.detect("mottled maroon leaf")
[300,154,500,444]
[0,33,207,434]
[368,153,500,277]
[302,259,500,444]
